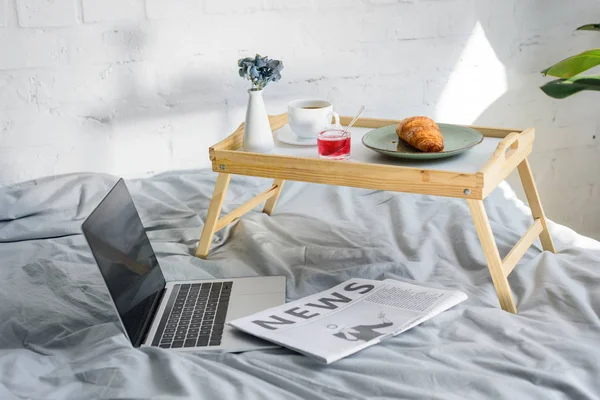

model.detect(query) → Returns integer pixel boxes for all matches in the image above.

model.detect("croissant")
[396,116,444,152]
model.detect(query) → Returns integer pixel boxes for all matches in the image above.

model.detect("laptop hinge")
[135,288,167,348]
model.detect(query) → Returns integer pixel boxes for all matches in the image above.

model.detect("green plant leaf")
[576,23,600,31]
[541,49,600,78]
[540,74,600,99]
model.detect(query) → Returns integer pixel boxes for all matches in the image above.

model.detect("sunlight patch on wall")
[434,21,507,124]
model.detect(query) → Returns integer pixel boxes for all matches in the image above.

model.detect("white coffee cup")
[288,100,340,139]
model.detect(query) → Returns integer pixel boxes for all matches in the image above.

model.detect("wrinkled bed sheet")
[1,170,599,399]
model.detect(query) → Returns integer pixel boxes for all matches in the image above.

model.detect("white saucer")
[277,125,317,146]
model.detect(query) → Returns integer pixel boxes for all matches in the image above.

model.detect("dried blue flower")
[249,66,259,78]
[237,53,284,90]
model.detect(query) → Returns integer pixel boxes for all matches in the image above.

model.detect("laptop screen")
[82,179,166,346]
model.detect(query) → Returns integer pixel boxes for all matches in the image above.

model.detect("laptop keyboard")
[151,282,232,348]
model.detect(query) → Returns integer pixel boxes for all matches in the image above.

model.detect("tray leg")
[517,158,556,253]
[195,173,231,259]
[263,179,285,215]
[467,199,517,313]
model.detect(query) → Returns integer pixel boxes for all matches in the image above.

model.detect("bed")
[1,170,599,399]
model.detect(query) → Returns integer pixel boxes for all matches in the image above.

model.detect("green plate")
[361,123,484,160]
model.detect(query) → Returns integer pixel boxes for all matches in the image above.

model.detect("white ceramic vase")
[243,89,274,153]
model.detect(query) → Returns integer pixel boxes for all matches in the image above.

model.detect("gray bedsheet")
[1,170,599,399]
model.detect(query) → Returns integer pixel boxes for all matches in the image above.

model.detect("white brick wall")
[145,0,201,20]
[0,0,599,239]
[0,0,7,27]
[81,0,144,23]
[16,0,78,27]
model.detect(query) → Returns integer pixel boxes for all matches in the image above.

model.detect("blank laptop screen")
[82,179,166,346]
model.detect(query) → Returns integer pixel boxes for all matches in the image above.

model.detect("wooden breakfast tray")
[196,114,556,314]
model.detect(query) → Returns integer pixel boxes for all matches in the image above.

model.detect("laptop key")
[159,343,171,348]
[172,341,184,348]
[174,334,186,341]
[209,340,221,346]
[215,309,226,318]
[214,319,225,327]
[184,339,197,348]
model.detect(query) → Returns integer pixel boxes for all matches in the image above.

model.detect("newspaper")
[228,278,467,364]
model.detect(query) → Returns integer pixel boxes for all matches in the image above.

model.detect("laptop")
[82,179,286,352]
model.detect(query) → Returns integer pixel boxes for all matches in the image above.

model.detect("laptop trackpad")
[226,293,283,321]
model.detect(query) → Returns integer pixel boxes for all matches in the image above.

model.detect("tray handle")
[496,131,521,160]
[480,128,535,176]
